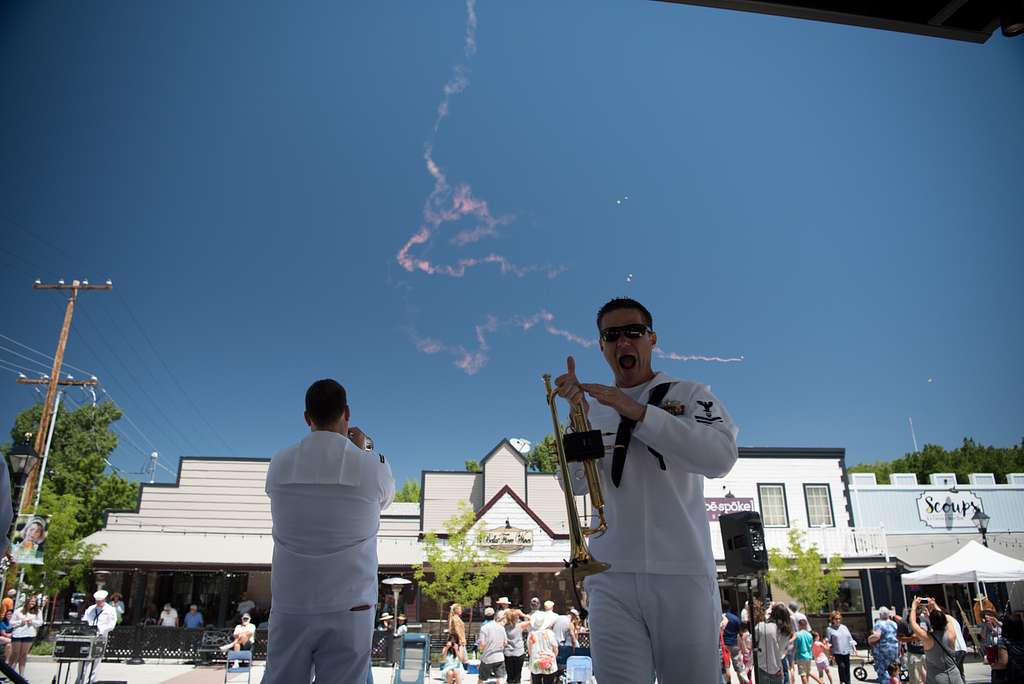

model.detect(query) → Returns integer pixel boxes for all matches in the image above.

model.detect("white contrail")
[412,311,743,375]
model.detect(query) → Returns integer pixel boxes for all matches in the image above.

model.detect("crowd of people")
[437,596,584,684]
[720,596,1024,684]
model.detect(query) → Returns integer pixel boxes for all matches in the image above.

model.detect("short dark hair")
[722,600,731,612]
[305,379,347,427]
[596,297,653,330]
[928,610,948,633]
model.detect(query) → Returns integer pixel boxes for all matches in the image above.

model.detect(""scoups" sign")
[916,491,985,529]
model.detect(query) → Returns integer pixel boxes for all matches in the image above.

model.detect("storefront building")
[83,441,893,634]
[849,471,1024,615]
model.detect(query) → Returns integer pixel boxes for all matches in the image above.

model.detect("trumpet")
[543,374,610,579]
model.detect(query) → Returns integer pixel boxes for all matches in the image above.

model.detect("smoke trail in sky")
[395,0,563,280]
[412,311,742,375]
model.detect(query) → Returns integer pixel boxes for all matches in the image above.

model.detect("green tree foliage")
[394,478,421,503]
[8,401,138,538]
[464,459,482,473]
[21,486,102,598]
[849,438,1024,485]
[526,433,560,473]
[768,529,844,614]
[414,500,507,632]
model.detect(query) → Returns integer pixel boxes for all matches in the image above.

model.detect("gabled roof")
[479,439,529,468]
[431,484,569,540]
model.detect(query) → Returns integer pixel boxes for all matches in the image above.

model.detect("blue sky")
[1,1,1022,488]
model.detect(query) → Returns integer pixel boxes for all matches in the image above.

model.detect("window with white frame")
[758,484,788,527]
[804,484,834,527]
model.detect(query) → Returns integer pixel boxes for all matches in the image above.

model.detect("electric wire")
[75,304,201,454]
[0,344,56,374]
[0,333,97,377]
[114,290,233,454]
[97,386,158,453]
[0,360,32,377]
[60,392,130,478]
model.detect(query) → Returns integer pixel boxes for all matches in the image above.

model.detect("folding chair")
[224,650,252,683]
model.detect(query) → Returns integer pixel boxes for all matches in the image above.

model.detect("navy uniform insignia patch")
[659,401,686,416]
[695,400,722,425]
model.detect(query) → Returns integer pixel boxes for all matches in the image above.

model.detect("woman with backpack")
[907,597,964,684]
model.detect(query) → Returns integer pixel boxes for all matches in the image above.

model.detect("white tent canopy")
[901,540,1024,585]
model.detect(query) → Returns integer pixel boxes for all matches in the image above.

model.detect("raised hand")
[554,356,588,414]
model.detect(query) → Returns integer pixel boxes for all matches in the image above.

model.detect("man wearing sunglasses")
[554,297,739,684]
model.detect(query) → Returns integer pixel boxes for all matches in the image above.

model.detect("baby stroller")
[852,651,909,682]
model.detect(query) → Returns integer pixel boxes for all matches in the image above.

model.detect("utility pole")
[16,376,98,510]
[22,278,111,512]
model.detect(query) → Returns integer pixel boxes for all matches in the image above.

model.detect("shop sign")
[916,490,984,528]
[481,527,533,551]
[705,497,755,522]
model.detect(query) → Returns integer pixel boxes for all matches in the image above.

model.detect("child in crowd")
[886,662,900,684]
[795,618,822,684]
[737,623,753,684]
[812,631,833,684]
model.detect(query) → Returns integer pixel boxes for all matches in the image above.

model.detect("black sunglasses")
[599,324,652,342]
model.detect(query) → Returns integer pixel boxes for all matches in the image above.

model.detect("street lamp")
[6,434,40,513]
[971,509,991,547]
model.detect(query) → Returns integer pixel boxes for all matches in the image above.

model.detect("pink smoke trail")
[395,0,564,280]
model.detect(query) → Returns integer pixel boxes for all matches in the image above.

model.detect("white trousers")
[74,656,101,684]
[263,608,373,684]
[584,572,722,684]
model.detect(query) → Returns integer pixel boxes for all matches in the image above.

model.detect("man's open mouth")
[618,354,637,369]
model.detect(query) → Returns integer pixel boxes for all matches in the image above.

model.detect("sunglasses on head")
[599,324,652,342]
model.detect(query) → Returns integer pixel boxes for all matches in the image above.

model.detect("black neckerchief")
[610,381,676,487]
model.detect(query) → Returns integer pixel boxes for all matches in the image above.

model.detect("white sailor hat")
[496,597,510,605]
[93,590,108,601]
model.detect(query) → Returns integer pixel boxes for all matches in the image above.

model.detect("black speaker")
[720,511,769,577]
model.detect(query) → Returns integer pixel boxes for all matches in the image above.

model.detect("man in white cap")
[263,379,395,684]
[478,606,508,684]
[79,589,117,684]
[555,297,739,684]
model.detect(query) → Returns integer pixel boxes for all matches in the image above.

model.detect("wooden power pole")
[21,278,111,511]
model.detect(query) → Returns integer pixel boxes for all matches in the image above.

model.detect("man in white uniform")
[555,297,738,684]
[79,590,117,684]
[263,378,395,684]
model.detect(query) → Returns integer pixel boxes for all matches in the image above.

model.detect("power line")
[0,332,97,377]
[75,304,201,455]
[0,360,33,377]
[60,392,130,478]
[114,290,233,454]
[0,344,56,374]
[98,386,158,453]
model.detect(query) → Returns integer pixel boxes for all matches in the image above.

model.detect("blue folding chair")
[224,650,252,683]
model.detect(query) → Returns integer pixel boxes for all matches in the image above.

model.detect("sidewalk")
[16,657,996,683]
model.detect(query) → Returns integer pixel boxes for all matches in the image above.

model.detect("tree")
[464,460,482,473]
[526,433,560,473]
[768,529,844,614]
[414,500,507,641]
[849,438,1024,485]
[394,478,421,503]
[7,401,139,538]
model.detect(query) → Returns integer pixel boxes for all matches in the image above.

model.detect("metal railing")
[711,526,889,559]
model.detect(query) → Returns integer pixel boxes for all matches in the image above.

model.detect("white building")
[84,441,890,632]
[849,471,1024,614]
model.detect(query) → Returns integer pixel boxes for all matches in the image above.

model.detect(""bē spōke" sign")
[705,497,755,522]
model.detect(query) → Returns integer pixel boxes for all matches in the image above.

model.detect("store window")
[834,578,865,613]
[803,484,834,527]
[757,484,789,527]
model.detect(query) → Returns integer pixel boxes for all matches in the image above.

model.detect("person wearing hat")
[377,612,394,632]
[554,297,739,684]
[221,613,257,653]
[159,602,179,627]
[78,590,117,684]
[478,606,508,684]
[263,379,395,684]
[395,614,408,639]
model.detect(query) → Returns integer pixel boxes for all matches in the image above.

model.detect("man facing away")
[263,378,395,684]
[555,297,739,684]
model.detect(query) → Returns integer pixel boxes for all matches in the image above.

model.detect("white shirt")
[755,622,787,675]
[10,609,43,638]
[83,603,118,637]
[159,608,178,626]
[234,622,256,640]
[266,430,395,613]
[565,372,738,576]
[478,620,508,665]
